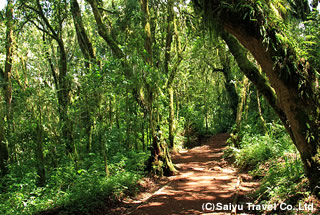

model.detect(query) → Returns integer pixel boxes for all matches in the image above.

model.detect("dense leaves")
[0,0,319,214]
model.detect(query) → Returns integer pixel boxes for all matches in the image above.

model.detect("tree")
[22,0,74,154]
[86,0,176,176]
[194,0,320,196]
[0,0,14,177]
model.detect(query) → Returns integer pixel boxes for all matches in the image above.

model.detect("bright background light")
[0,0,7,11]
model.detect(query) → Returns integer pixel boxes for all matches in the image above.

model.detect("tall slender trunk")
[236,76,249,130]
[4,0,13,127]
[218,48,238,124]
[204,72,209,132]
[0,0,14,176]
[71,0,97,153]
[0,102,8,177]
[168,87,175,148]
[230,76,249,147]
[35,104,46,186]
[256,90,268,134]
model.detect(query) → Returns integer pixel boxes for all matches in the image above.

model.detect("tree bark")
[256,90,268,134]
[28,0,74,154]
[0,0,14,176]
[0,101,8,177]
[164,0,175,148]
[71,0,99,153]
[195,0,320,196]
[218,47,238,124]
[35,106,46,187]
[87,0,176,176]
[230,76,249,147]
[4,0,13,126]
[71,0,96,65]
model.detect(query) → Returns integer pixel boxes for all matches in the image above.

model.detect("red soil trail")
[126,133,259,215]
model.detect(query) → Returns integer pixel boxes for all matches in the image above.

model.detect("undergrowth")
[226,121,317,214]
[0,151,149,215]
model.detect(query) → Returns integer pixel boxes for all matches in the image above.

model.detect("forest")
[0,0,319,214]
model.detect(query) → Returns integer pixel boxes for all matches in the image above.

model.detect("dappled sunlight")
[129,134,259,215]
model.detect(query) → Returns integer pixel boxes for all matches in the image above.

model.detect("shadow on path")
[123,133,259,215]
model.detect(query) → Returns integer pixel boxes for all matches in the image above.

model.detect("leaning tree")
[193,0,320,196]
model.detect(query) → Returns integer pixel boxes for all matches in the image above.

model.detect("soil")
[118,133,260,215]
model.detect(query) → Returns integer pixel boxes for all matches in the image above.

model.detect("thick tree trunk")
[225,18,320,197]
[140,0,176,175]
[195,0,320,196]
[146,128,177,176]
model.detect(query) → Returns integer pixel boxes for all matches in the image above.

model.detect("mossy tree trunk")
[71,0,99,153]
[218,47,239,124]
[0,107,8,177]
[87,0,177,176]
[29,0,73,154]
[164,0,175,148]
[195,0,320,196]
[256,90,268,134]
[147,128,177,176]
[230,75,249,147]
[35,105,46,187]
[140,0,177,176]
[0,0,14,177]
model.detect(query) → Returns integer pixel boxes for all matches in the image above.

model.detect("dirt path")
[124,133,259,215]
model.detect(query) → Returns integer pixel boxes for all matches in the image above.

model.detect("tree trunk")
[71,0,98,153]
[230,76,249,147]
[0,0,14,177]
[87,0,176,176]
[4,0,13,127]
[218,48,238,124]
[140,0,176,175]
[100,130,109,177]
[236,76,249,129]
[34,0,73,154]
[35,108,46,187]
[256,90,268,134]
[146,128,177,176]
[168,87,175,148]
[0,106,8,177]
[195,0,320,196]
[165,0,182,148]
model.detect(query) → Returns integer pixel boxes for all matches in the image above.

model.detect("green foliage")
[1,0,319,213]
[0,150,148,215]
[257,155,305,202]
[228,120,307,211]
[232,123,294,170]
